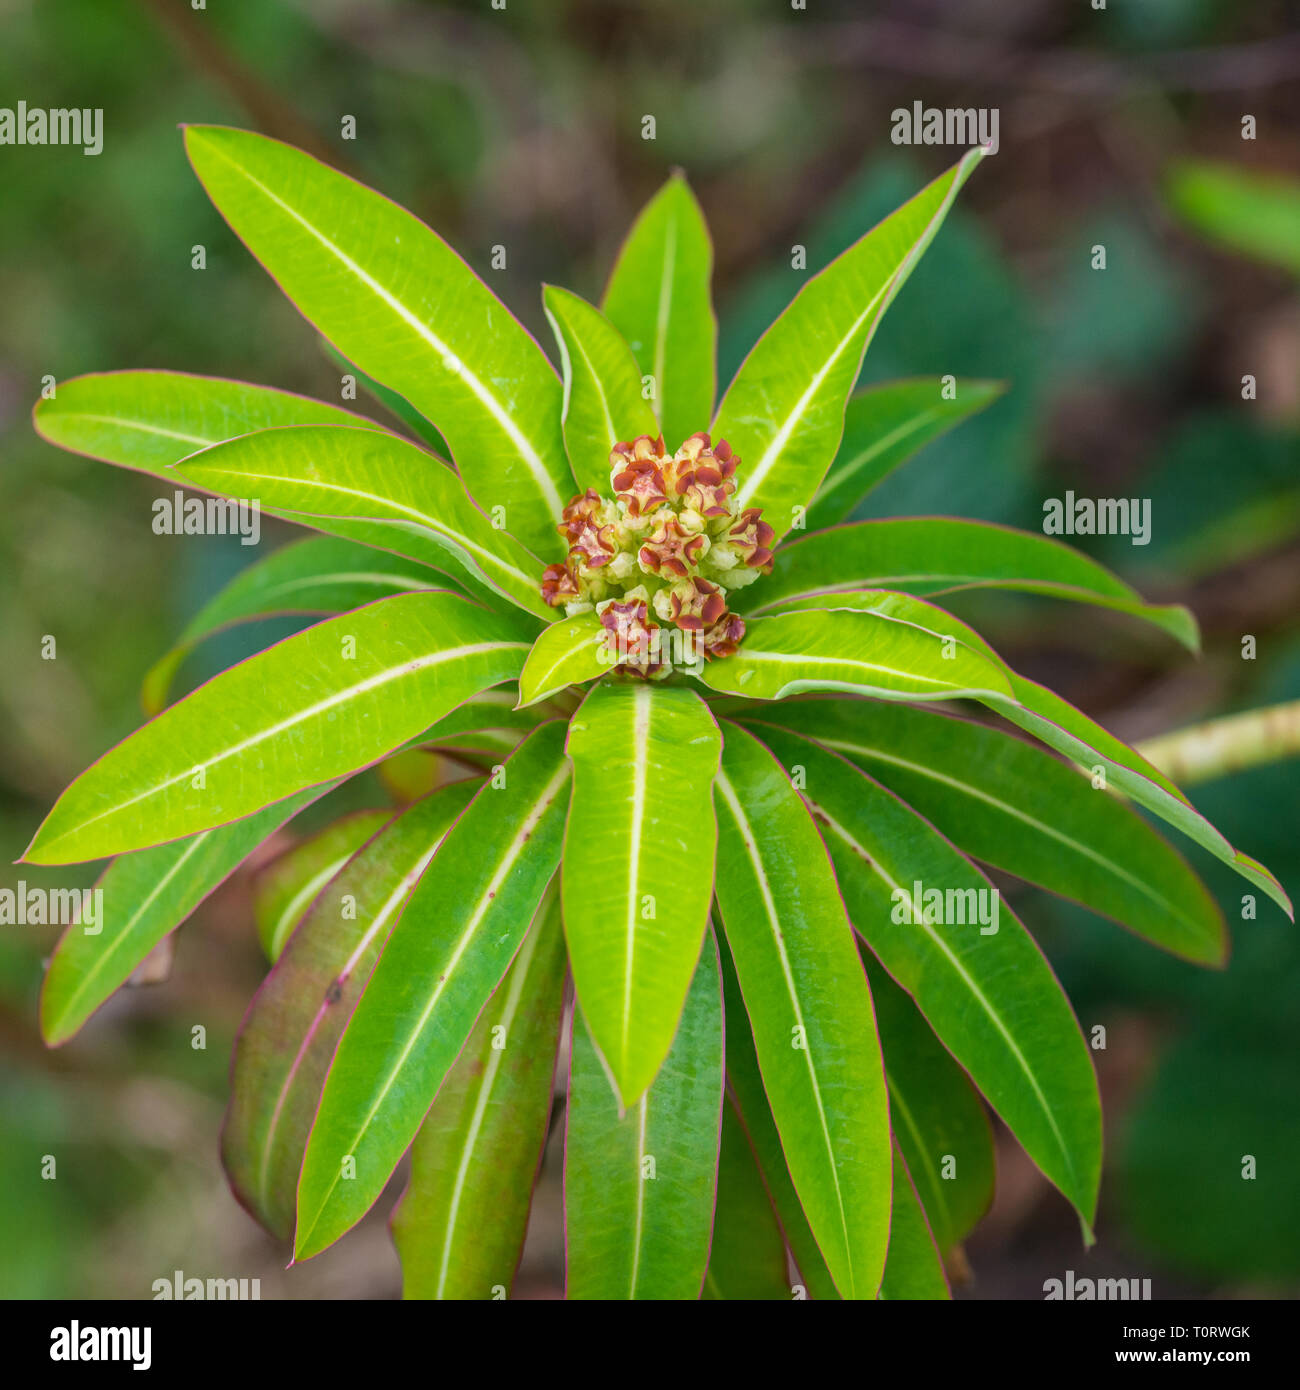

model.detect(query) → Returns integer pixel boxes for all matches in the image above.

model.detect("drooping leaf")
[517,612,607,709]
[223,781,477,1238]
[561,681,721,1107]
[696,606,1013,704]
[40,787,329,1047]
[602,173,717,452]
[865,949,995,1254]
[174,425,551,619]
[743,698,1226,965]
[713,722,893,1300]
[752,516,1198,650]
[809,378,1005,528]
[714,148,984,540]
[718,938,839,1301]
[295,722,570,1259]
[183,125,573,559]
[391,888,567,1299]
[543,285,660,494]
[879,1143,950,1300]
[757,726,1101,1232]
[142,537,444,714]
[252,809,393,962]
[702,1098,792,1301]
[32,368,383,480]
[25,591,532,865]
[565,934,723,1300]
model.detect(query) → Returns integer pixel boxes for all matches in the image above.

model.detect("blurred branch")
[1137,699,1300,785]
[138,0,350,170]
[802,22,1300,95]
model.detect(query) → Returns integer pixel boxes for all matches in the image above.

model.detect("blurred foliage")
[2,0,1298,1297]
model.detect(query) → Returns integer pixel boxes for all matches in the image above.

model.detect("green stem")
[1136,699,1300,786]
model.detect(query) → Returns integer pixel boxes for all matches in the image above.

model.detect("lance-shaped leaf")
[223,782,477,1238]
[752,517,1198,650]
[602,173,717,452]
[865,949,995,1254]
[32,368,383,479]
[143,538,444,714]
[391,888,567,1299]
[175,425,551,620]
[696,606,1014,704]
[543,285,660,494]
[565,935,723,1300]
[880,1143,950,1301]
[184,125,572,559]
[809,378,1005,529]
[714,148,984,539]
[41,787,329,1047]
[321,341,450,454]
[759,727,1101,1232]
[295,722,570,1259]
[253,809,393,962]
[420,690,556,755]
[750,586,1289,917]
[713,722,893,1300]
[703,1098,792,1301]
[743,699,1226,965]
[718,938,838,1301]
[25,591,532,865]
[517,613,606,709]
[562,681,721,1107]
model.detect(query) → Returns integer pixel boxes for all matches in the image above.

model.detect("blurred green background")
[1,0,1298,1299]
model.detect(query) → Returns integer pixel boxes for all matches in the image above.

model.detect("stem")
[1135,699,1300,786]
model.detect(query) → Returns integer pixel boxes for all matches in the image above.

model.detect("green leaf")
[744,699,1226,965]
[543,285,660,494]
[718,938,839,1301]
[879,1142,950,1300]
[33,369,382,479]
[517,613,606,708]
[602,173,717,452]
[714,149,984,540]
[713,722,892,1299]
[702,1098,792,1301]
[758,726,1101,1232]
[1167,160,1300,277]
[295,722,570,1259]
[809,378,1005,528]
[391,887,567,1299]
[420,690,555,755]
[562,681,721,1106]
[697,606,1014,704]
[747,586,1289,918]
[752,517,1198,650]
[565,934,723,1300]
[252,808,393,962]
[223,782,477,1239]
[40,788,328,1047]
[865,950,995,1254]
[174,425,551,620]
[142,538,444,714]
[320,341,451,454]
[25,591,532,865]
[183,125,572,559]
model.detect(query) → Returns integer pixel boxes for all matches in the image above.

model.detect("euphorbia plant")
[27,128,1291,1300]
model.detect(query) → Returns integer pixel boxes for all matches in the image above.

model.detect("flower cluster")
[540,432,774,677]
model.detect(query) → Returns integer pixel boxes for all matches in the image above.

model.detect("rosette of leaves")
[26,128,1292,1300]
